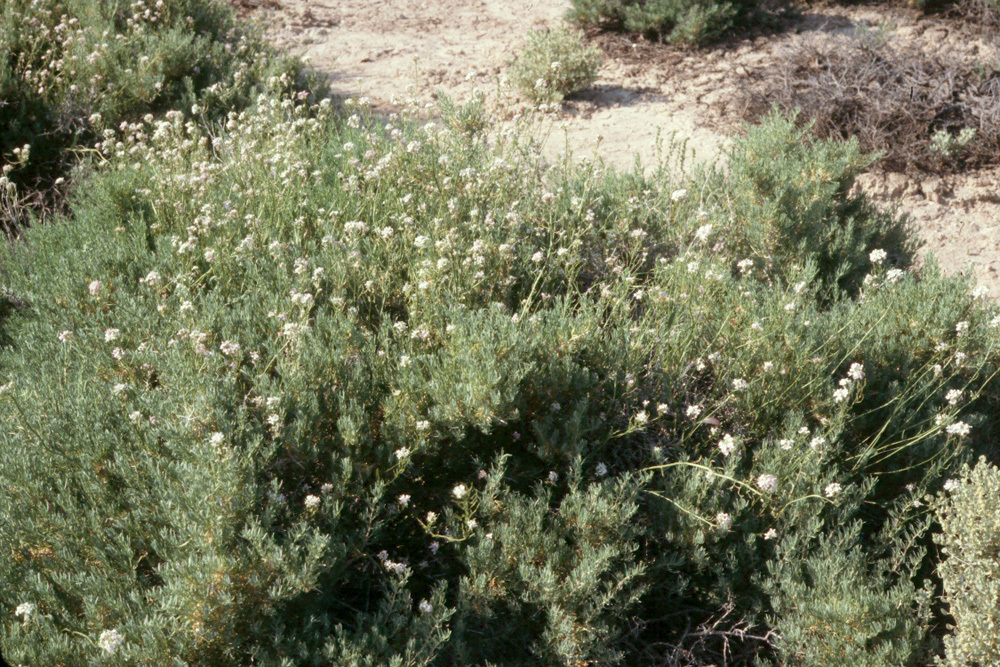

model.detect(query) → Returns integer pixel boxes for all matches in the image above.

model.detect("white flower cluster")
[98,628,125,654]
[833,363,864,404]
[756,474,778,493]
[15,602,36,621]
[946,421,972,438]
[718,434,738,457]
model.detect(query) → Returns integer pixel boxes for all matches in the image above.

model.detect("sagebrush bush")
[568,0,785,44]
[932,457,1000,667]
[0,0,313,227]
[509,26,602,104]
[2,82,1000,666]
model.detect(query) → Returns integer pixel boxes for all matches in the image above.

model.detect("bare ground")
[250,0,1000,295]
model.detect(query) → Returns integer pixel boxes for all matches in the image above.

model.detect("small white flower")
[15,602,36,621]
[304,495,321,511]
[398,494,411,507]
[848,363,865,381]
[809,436,826,450]
[140,270,161,286]
[321,483,334,494]
[973,285,990,299]
[531,251,545,264]
[203,248,216,263]
[764,528,778,540]
[715,512,731,530]
[732,378,748,391]
[104,328,120,342]
[685,405,702,418]
[209,432,224,447]
[634,410,649,426]
[778,438,794,450]
[414,235,431,249]
[179,300,194,313]
[824,482,842,498]
[548,471,559,483]
[694,224,713,243]
[595,462,608,477]
[946,421,972,438]
[129,411,143,423]
[756,474,778,492]
[955,321,969,337]
[883,268,905,286]
[943,478,960,493]
[112,347,125,360]
[98,629,125,654]
[89,280,102,297]
[112,383,128,395]
[416,420,431,432]
[718,434,738,457]
[426,511,437,525]
[945,389,962,405]
[671,189,688,202]
[869,249,887,265]
[452,483,468,500]
[466,518,478,530]
[58,330,74,342]
[394,447,411,460]
[762,361,774,372]
[833,387,850,403]
[737,258,754,273]
[419,600,433,614]
[220,340,241,356]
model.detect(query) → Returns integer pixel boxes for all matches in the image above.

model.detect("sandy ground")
[250,0,1000,295]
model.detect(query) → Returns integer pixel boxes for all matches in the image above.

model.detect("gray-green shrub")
[508,26,602,104]
[932,456,1000,667]
[1,88,1000,665]
[568,0,784,44]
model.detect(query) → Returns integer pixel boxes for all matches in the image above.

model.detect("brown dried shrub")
[739,33,1000,174]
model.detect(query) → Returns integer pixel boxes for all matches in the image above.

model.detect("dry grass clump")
[739,32,1000,174]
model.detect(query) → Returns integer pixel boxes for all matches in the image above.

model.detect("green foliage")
[932,457,1000,667]
[567,0,778,44]
[1,87,1000,665]
[508,26,602,105]
[0,0,312,226]
[766,499,936,666]
[721,111,919,301]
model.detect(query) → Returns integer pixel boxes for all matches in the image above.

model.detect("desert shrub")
[0,0,312,228]
[740,33,1000,174]
[931,457,1000,667]
[509,26,602,104]
[567,0,787,44]
[1,88,1000,666]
